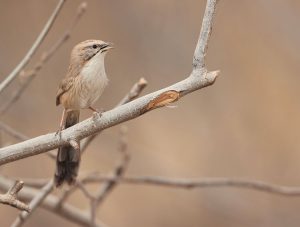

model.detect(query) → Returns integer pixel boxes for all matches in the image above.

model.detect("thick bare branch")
[11,180,54,227]
[81,77,148,152]
[0,0,66,94]
[0,0,219,165]
[0,122,58,160]
[0,1,87,115]
[0,180,30,212]
[0,71,218,164]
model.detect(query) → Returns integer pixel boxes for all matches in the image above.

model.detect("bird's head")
[70,39,114,65]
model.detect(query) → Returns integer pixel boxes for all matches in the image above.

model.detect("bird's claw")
[55,128,63,138]
[92,109,104,120]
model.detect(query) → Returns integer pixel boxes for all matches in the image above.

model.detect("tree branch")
[0,122,28,141]
[0,1,87,115]
[0,180,30,212]
[0,70,218,165]
[90,126,130,225]
[95,126,129,205]
[11,180,54,227]
[193,0,217,69]
[117,77,148,106]
[0,122,58,160]
[11,175,300,197]
[81,77,148,152]
[0,176,107,227]
[80,175,300,197]
[0,0,66,95]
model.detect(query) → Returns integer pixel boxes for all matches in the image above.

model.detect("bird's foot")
[55,128,63,138]
[89,107,104,120]
[92,109,104,120]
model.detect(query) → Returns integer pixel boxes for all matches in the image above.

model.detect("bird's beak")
[106,42,114,49]
[101,42,114,52]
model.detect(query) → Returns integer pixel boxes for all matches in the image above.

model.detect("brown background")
[1,0,300,226]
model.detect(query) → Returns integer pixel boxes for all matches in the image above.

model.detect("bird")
[55,39,113,187]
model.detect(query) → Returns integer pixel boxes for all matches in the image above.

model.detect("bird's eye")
[92,44,97,49]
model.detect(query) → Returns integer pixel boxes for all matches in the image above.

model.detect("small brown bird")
[55,39,113,187]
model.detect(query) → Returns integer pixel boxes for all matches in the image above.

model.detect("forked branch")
[0,180,30,212]
[0,0,219,165]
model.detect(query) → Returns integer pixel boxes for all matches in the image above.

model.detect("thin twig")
[90,126,130,225]
[0,180,30,212]
[55,186,78,209]
[0,122,28,141]
[0,0,66,95]
[44,78,148,210]
[14,175,300,197]
[80,175,300,197]
[117,77,148,106]
[22,178,49,188]
[77,182,95,200]
[11,180,54,227]
[193,0,217,69]
[0,1,87,115]
[95,126,129,205]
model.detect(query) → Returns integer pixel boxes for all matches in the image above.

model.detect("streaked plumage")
[55,39,113,187]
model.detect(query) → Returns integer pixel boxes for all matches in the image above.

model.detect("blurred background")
[1,0,300,226]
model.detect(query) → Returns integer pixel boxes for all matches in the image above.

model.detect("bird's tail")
[55,110,80,187]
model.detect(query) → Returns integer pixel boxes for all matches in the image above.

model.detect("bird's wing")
[56,77,75,106]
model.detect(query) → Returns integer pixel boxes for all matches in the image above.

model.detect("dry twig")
[11,180,54,227]
[0,1,87,115]
[0,176,106,227]
[0,180,30,212]
[90,126,130,225]
[19,174,300,197]
[0,122,28,141]
[10,175,300,198]
[0,0,66,94]
[117,77,148,106]
[80,175,300,197]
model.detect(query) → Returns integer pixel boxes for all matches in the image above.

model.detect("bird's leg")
[55,108,67,136]
[89,106,104,119]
